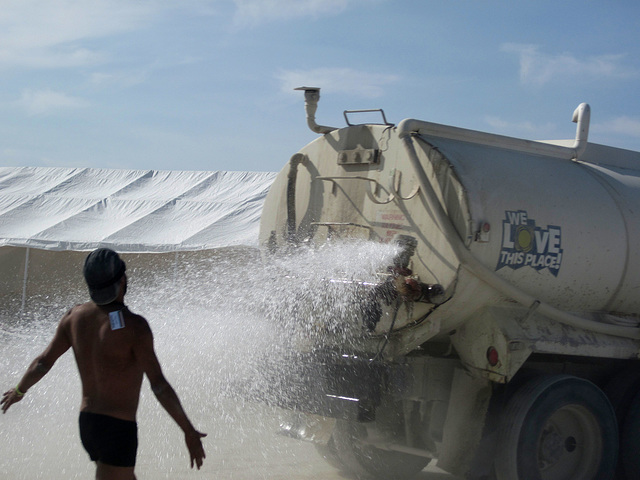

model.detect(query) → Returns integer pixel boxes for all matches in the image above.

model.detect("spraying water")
[0,240,400,480]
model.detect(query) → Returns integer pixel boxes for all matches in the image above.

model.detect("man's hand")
[1,388,24,414]
[185,429,207,469]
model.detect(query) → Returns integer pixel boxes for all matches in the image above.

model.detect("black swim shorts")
[79,411,138,467]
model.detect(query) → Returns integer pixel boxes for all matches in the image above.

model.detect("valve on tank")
[390,234,444,303]
[360,234,444,331]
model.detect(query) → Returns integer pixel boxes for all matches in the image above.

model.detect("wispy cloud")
[18,89,90,116]
[502,43,637,86]
[0,0,191,69]
[485,113,640,145]
[233,0,350,26]
[90,70,148,88]
[276,67,400,98]
[484,115,558,139]
[595,116,640,138]
[0,0,364,70]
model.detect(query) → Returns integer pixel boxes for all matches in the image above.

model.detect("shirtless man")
[1,248,206,479]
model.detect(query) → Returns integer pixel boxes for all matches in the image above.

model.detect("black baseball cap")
[83,248,126,305]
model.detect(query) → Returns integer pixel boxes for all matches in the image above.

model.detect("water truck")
[258,88,640,480]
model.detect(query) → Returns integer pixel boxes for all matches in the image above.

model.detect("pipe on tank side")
[286,153,306,244]
[396,123,640,340]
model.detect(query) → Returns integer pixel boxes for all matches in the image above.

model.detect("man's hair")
[83,248,126,305]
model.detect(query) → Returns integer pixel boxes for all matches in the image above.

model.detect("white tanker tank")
[259,89,640,480]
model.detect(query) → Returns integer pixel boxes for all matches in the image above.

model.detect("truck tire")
[315,437,347,472]
[330,420,430,480]
[620,389,640,479]
[494,374,618,480]
[603,369,640,480]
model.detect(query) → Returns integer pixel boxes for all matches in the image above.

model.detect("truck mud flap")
[262,351,388,422]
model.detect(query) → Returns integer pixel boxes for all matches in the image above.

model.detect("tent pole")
[20,247,30,316]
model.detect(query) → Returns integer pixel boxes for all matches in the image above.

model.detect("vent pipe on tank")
[295,87,337,135]
[571,103,590,160]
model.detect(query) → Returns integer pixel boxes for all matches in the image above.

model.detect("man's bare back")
[65,302,152,421]
[2,248,206,479]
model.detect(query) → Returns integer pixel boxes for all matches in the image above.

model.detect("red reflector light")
[487,346,499,367]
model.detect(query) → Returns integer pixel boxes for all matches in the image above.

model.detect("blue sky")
[1,0,639,173]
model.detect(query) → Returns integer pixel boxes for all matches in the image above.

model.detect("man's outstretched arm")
[133,317,207,469]
[2,313,72,413]
[150,378,207,469]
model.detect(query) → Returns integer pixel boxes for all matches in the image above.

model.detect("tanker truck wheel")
[493,374,618,480]
[314,436,348,472]
[619,389,640,479]
[328,419,430,480]
[603,369,640,479]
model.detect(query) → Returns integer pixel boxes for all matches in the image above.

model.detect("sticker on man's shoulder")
[496,210,563,277]
[109,310,125,330]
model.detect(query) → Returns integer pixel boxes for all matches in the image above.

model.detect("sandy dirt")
[0,387,459,480]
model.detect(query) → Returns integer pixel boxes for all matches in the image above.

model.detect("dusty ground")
[0,388,460,480]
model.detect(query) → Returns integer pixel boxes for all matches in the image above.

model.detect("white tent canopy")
[0,166,277,315]
[0,166,277,253]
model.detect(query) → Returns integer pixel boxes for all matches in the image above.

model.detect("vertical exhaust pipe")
[295,87,337,135]
[571,103,590,160]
